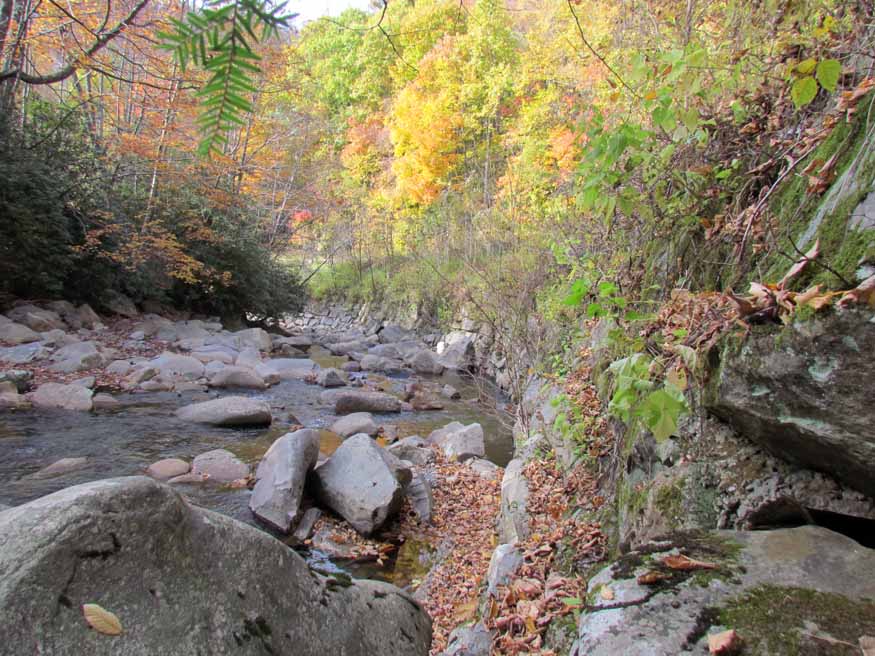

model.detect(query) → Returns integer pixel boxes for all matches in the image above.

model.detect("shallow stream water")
[0,347,513,586]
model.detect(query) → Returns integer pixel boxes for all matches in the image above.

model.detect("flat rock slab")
[0,477,431,655]
[256,358,319,381]
[250,429,320,533]
[572,526,875,656]
[176,396,271,427]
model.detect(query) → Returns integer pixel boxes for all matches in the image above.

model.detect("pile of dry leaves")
[415,454,503,654]
[485,458,606,654]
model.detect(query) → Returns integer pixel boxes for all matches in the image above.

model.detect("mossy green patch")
[718,584,875,655]
[655,478,685,527]
[761,92,875,290]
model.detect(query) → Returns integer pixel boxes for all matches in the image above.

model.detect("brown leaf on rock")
[661,554,717,571]
[839,274,875,308]
[779,239,819,289]
[708,629,741,654]
[599,586,614,600]
[637,570,671,585]
[82,603,123,636]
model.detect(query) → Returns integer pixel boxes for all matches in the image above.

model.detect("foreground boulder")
[250,429,320,533]
[707,309,875,497]
[176,396,271,427]
[0,322,40,345]
[256,358,319,381]
[0,477,431,655]
[312,434,404,535]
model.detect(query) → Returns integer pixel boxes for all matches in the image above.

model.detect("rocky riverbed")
[0,299,518,655]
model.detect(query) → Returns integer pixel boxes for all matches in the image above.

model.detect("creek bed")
[0,364,512,587]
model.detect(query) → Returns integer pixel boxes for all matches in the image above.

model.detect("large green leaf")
[791,76,818,109]
[816,59,841,93]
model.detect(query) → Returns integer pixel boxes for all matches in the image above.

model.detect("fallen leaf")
[839,274,875,308]
[661,554,717,571]
[779,239,820,289]
[708,628,741,654]
[82,603,123,636]
[637,570,671,585]
[599,586,615,601]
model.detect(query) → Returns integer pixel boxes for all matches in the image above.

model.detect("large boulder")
[330,412,378,437]
[176,397,271,427]
[0,477,431,655]
[312,434,405,535]
[249,429,320,533]
[428,422,485,461]
[0,322,40,345]
[379,324,412,344]
[387,436,434,466]
[0,369,32,393]
[360,354,405,374]
[571,526,875,656]
[707,309,875,497]
[436,331,476,370]
[30,383,93,412]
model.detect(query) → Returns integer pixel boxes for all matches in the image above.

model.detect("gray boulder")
[440,623,493,656]
[6,305,65,332]
[360,354,406,374]
[0,477,432,655]
[256,358,319,381]
[176,396,271,427]
[387,436,434,466]
[707,309,875,497]
[436,331,476,370]
[29,457,90,479]
[408,350,445,375]
[0,342,50,364]
[30,383,93,412]
[49,341,103,373]
[497,459,529,544]
[333,391,402,415]
[208,366,267,390]
[330,412,378,437]
[0,322,40,345]
[250,429,320,533]
[428,422,485,461]
[149,352,205,382]
[379,324,412,343]
[146,458,190,481]
[235,328,272,352]
[486,543,523,597]
[404,474,434,524]
[0,382,26,409]
[317,368,347,388]
[312,434,404,535]
[76,304,103,329]
[191,449,249,482]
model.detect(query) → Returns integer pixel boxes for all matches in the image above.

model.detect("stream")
[0,343,514,587]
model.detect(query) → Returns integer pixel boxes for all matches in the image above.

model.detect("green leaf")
[815,59,841,93]
[791,76,818,109]
[637,389,687,442]
[562,278,591,306]
[796,58,817,75]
